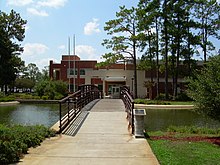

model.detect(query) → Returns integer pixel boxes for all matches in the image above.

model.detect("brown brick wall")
[91,78,103,84]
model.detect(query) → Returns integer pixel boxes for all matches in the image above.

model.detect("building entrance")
[111,86,120,99]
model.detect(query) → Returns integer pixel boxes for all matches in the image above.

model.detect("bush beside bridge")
[0,124,56,164]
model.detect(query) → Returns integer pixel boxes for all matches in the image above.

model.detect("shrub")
[34,80,68,100]
[54,93,64,100]
[154,93,171,101]
[19,94,33,99]
[0,124,56,164]
[175,92,193,101]
[134,98,148,104]
[0,140,21,164]
[187,55,220,120]
[33,95,41,99]
[42,95,49,100]
[0,95,15,102]
[0,92,4,97]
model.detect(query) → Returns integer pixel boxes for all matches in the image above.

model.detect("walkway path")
[18,99,159,165]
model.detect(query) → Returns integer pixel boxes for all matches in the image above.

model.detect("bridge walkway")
[18,99,159,165]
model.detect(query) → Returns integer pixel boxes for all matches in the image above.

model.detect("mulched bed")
[150,136,220,146]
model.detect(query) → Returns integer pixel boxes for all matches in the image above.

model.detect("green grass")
[167,126,220,135]
[147,127,220,165]
[148,140,220,165]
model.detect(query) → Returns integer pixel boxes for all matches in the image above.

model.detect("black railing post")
[59,101,62,133]
[131,100,134,135]
[67,98,70,123]
[58,84,101,133]
[120,86,135,135]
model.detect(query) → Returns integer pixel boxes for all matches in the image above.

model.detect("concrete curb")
[0,101,20,106]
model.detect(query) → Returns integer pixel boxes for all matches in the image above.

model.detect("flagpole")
[68,37,71,93]
[73,34,76,92]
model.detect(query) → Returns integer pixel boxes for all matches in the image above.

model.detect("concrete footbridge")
[18,85,159,165]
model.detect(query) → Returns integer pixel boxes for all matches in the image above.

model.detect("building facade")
[49,55,187,99]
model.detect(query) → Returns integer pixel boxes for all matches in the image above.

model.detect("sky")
[1,0,220,70]
[0,0,138,70]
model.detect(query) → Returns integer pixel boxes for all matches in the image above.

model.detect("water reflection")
[1,104,220,130]
[0,104,59,127]
[144,109,220,131]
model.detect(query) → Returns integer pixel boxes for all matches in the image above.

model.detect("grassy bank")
[0,124,56,164]
[134,99,194,105]
[147,126,220,165]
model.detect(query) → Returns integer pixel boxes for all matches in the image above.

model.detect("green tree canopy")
[22,63,41,82]
[0,10,26,94]
[187,55,220,120]
[34,80,68,100]
[101,6,145,98]
[15,78,35,91]
[194,0,220,62]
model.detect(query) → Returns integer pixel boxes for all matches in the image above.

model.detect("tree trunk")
[1,85,3,93]
[133,22,138,99]
[187,18,191,76]
[156,16,160,97]
[204,19,208,62]
[174,16,181,99]
[171,40,176,99]
[4,85,8,95]
[201,9,207,62]
[133,55,137,99]
[148,31,153,83]
[164,0,169,100]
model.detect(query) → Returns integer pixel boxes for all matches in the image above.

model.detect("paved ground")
[18,99,159,165]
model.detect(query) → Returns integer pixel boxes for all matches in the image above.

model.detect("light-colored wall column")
[102,77,105,97]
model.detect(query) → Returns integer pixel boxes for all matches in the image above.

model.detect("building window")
[69,84,78,92]
[53,69,60,80]
[68,69,77,76]
[98,84,103,91]
[80,69,85,75]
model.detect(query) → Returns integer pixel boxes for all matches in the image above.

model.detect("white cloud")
[84,18,101,35]
[23,43,49,57]
[37,0,68,8]
[58,44,65,50]
[76,45,97,59]
[27,8,49,17]
[7,0,33,6]
[7,0,68,17]
[35,58,58,70]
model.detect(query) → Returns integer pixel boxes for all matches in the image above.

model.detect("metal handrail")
[58,84,101,133]
[120,86,134,134]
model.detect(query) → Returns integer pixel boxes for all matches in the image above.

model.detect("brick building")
[49,55,188,99]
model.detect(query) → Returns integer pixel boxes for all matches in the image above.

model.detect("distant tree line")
[101,0,220,99]
[14,64,49,93]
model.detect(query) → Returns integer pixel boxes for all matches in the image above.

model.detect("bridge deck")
[18,99,159,165]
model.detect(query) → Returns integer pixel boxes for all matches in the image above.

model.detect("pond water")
[0,104,59,127]
[144,109,220,131]
[1,104,220,131]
